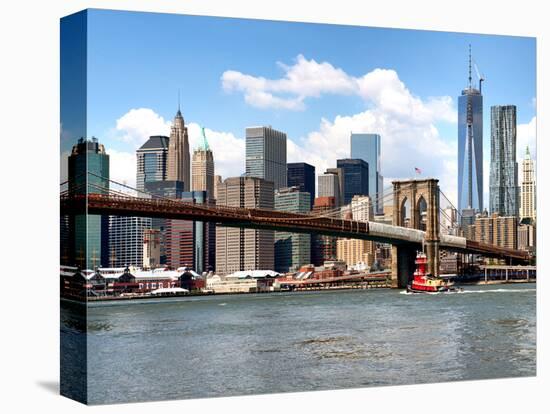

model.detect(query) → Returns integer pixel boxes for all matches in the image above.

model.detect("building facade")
[467,213,518,250]
[68,137,110,269]
[350,195,374,222]
[109,216,151,267]
[337,238,375,268]
[274,187,311,273]
[216,177,275,275]
[458,49,484,214]
[489,105,519,217]
[112,135,168,268]
[318,172,341,207]
[213,175,222,200]
[337,159,369,205]
[326,167,345,207]
[350,133,383,213]
[191,127,215,199]
[245,126,287,190]
[311,196,337,266]
[143,229,161,269]
[520,146,536,221]
[287,162,315,208]
[166,109,191,191]
[165,190,214,274]
[136,135,169,192]
[518,223,536,253]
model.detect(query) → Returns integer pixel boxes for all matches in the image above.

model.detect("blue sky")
[77,9,536,204]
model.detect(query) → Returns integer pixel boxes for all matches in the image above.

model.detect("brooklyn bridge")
[60,175,530,288]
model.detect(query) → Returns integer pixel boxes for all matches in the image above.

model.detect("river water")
[61,284,536,404]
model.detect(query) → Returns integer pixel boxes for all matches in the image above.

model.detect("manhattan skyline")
[61,9,536,208]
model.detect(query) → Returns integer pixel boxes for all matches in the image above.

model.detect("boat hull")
[407,284,461,293]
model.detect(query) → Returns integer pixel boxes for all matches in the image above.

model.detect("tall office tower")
[520,146,536,221]
[274,187,311,273]
[213,175,222,200]
[114,135,169,268]
[287,162,315,208]
[166,190,213,273]
[311,196,337,266]
[136,135,169,192]
[216,177,275,275]
[167,108,190,190]
[350,133,383,213]
[191,127,215,199]
[489,105,519,217]
[326,167,345,206]
[68,137,110,269]
[337,159,369,205]
[458,46,484,214]
[318,172,341,207]
[245,126,287,189]
[145,180,186,266]
[108,216,151,267]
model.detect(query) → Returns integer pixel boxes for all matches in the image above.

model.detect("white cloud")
[221,54,455,125]
[115,108,171,146]
[112,53,460,204]
[107,149,137,189]
[296,108,457,205]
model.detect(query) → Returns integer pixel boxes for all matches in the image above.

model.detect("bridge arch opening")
[400,197,411,228]
[416,195,427,231]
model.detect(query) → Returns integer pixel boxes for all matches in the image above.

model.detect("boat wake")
[459,288,536,294]
[400,288,535,295]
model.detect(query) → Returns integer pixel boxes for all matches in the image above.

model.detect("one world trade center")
[458,46,484,215]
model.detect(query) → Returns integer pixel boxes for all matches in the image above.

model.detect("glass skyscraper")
[336,159,369,205]
[458,51,484,214]
[136,135,169,192]
[350,133,383,213]
[287,162,315,208]
[109,135,169,268]
[274,187,311,273]
[68,137,110,269]
[489,105,519,217]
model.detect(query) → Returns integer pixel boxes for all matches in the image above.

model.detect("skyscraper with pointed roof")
[521,146,536,221]
[191,127,215,199]
[167,107,191,190]
[458,45,484,215]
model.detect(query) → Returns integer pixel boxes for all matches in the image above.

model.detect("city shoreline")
[62,279,536,304]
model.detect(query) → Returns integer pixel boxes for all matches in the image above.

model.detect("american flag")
[414,167,422,175]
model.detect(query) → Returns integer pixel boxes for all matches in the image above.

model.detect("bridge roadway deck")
[60,193,529,261]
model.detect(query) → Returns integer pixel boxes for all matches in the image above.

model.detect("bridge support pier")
[391,245,417,288]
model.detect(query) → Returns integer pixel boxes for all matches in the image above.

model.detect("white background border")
[0,0,547,412]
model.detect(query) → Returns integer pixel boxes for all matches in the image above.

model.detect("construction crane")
[473,61,485,93]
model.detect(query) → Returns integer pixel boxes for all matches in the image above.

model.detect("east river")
[61,284,536,404]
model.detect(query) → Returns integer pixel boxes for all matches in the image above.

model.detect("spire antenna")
[178,88,180,112]
[468,44,472,89]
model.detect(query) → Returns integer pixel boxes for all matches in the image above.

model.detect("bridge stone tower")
[391,179,440,288]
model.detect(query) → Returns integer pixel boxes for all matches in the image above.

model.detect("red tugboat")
[407,252,460,293]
